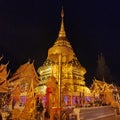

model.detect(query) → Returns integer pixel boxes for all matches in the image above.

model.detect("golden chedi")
[37,9,87,106]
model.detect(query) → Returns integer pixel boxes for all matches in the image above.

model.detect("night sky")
[0,0,120,86]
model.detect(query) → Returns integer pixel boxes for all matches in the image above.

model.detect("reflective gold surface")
[37,9,87,98]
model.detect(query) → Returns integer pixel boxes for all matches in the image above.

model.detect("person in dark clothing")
[36,97,39,106]
[45,109,50,119]
[36,99,44,120]
[37,99,44,112]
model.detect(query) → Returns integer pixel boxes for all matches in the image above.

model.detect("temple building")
[7,60,39,119]
[0,56,10,95]
[8,60,39,105]
[37,9,90,108]
[90,78,120,106]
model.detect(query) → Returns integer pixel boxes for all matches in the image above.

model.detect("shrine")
[37,8,91,114]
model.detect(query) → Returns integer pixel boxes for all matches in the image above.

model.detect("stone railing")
[74,106,116,120]
[52,106,116,120]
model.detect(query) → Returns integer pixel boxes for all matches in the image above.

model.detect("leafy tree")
[95,53,112,83]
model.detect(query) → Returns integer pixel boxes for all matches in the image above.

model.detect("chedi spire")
[58,7,66,37]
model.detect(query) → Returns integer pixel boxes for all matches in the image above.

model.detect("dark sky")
[0,0,120,86]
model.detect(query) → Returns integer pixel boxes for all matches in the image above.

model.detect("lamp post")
[48,52,73,120]
[47,7,74,120]
[58,54,62,108]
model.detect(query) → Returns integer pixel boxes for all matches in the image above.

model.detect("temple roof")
[0,82,8,92]
[0,56,9,85]
[8,60,39,86]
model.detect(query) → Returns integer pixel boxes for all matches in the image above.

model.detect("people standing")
[44,108,50,120]
[36,98,44,120]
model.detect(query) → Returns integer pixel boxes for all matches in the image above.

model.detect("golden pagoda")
[37,9,89,107]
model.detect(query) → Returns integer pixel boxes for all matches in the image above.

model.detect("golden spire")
[58,7,66,37]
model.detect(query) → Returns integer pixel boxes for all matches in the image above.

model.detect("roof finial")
[0,55,3,61]
[61,7,64,18]
[58,7,66,37]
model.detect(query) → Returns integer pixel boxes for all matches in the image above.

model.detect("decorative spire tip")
[61,7,64,18]
[58,7,66,37]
